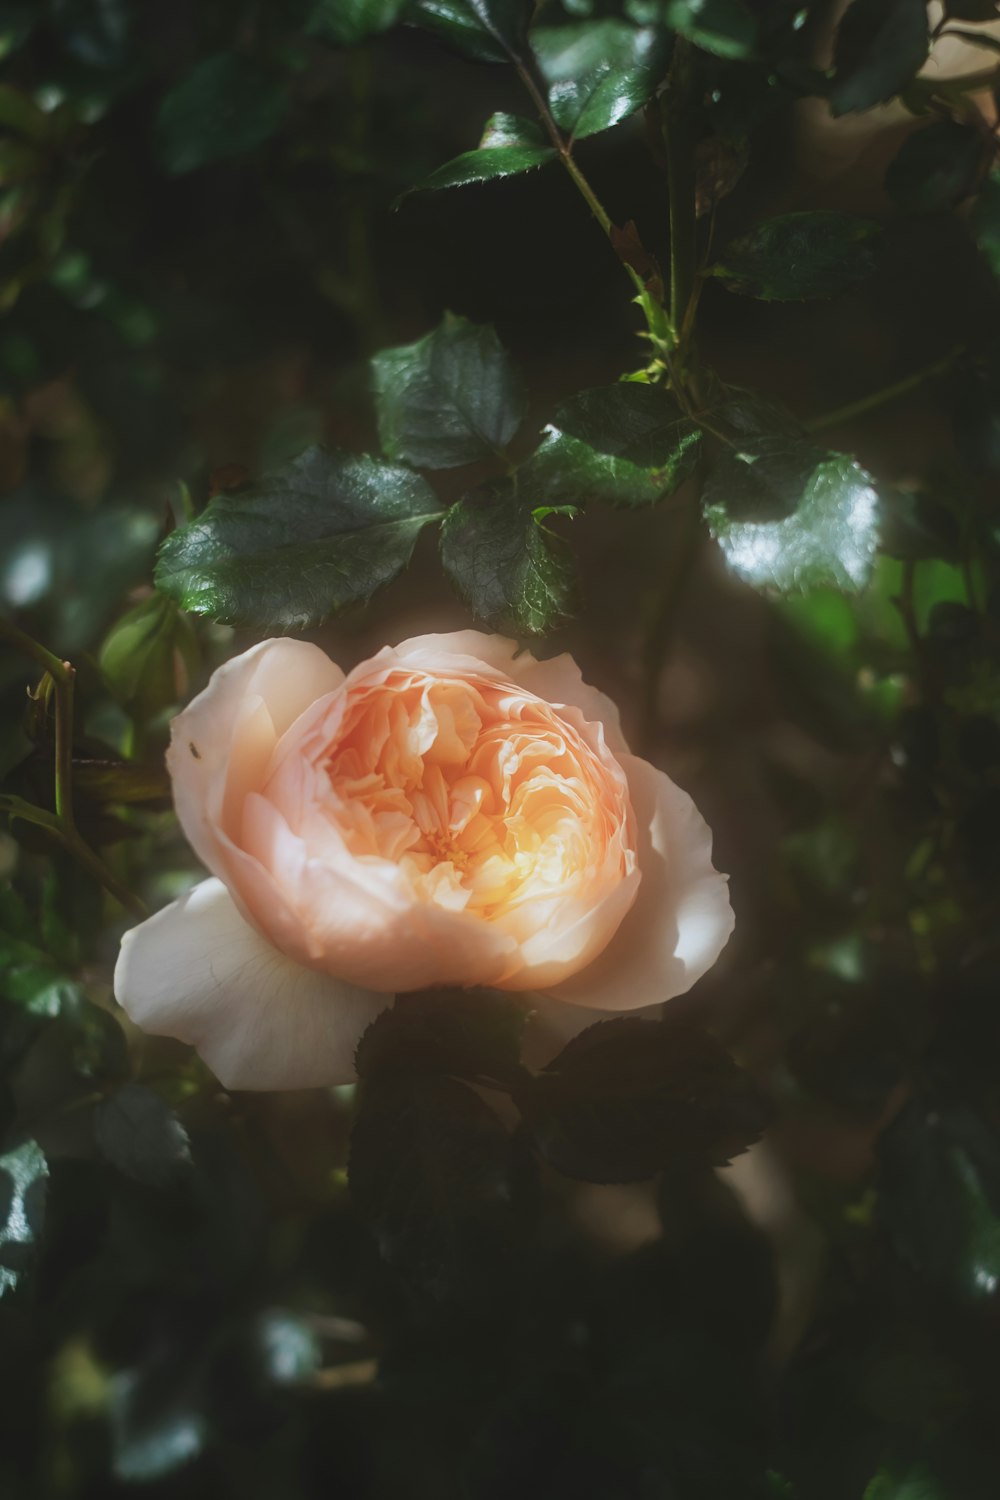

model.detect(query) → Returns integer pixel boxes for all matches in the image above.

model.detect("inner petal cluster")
[324,672,631,932]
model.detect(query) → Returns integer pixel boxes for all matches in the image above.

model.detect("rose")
[115,631,733,1089]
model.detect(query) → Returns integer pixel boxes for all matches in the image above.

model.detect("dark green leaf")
[971,168,1000,278]
[440,482,576,634]
[0,1138,47,1296]
[95,1084,193,1189]
[372,312,526,466]
[885,121,988,212]
[863,1461,946,1499]
[155,446,443,630]
[349,1074,519,1297]
[405,0,531,62]
[830,0,929,115]
[878,1100,1000,1302]
[155,54,289,175]
[944,0,999,15]
[515,1018,770,1183]
[355,989,526,1085]
[49,0,130,69]
[307,0,406,44]
[523,382,702,507]
[406,112,556,195]
[626,0,757,60]
[702,401,880,593]
[709,211,881,300]
[0,894,83,1018]
[532,21,669,139]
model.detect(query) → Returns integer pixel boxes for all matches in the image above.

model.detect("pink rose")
[115,631,733,1089]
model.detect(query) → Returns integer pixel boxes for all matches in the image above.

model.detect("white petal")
[114,878,390,1090]
[543,754,734,1012]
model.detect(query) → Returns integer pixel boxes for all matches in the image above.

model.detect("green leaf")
[0,1138,47,1296]
[626,0,757,60]
[885,121,989,212]
[355,989,526,1085]
[701,400,880,593]
[532,21,669,139]
[49,0,130,69]
[372,312,526,468]
[863,1462,945,1500]
[830,0,929,116]
[95,1084,193,1189]
[155,446,443,630]
[523,382,702,507]
[155,54,289,175]
[98,595,198,715]
[878,1100,1000,1302]
[406,112,556,195]
[405,0,531,62]
[307,0,406,44]
[708,211,881,300]
[349,1074,520,1298]
[440,482,577,634]
[515,1019,769,1183]
[0,892,84,1019]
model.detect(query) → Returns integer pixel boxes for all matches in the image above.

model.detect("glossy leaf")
[440,482,576,634]
[407,112,556,195]
[515,1018,770,1183]
[532,21,669,139]
[349,1074,519,1297]
[372,312,526,468]
[830,0,929,116]
[708,212,881,300]
[155,446,443,630]
[155,54,289,175]
[405,0,532,62]
[95,1084,193,1189]
[524,382,702,507]
[626,0,757,60]
[0,1138,47,1296]
[307,0,406,44]
[885,121,988,212]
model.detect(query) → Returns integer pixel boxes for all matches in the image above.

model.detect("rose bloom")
[115,632,733,1089]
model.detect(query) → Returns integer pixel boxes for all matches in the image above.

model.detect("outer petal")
[543,754,734,1012]
[167,638,345,882]
[114,878,390,1089]
[389,631,629,752]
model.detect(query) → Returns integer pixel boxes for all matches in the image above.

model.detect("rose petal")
[114,878,389,1089]
[543,753,734,1012]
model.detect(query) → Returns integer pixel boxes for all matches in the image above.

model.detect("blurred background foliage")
[2,0,1000,1496]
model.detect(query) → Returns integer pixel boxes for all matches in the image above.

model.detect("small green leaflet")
[155,54,289,175]
[708,212,881,301]
[524,382,701,507]
[885,121,990,214]
[155,446,443,630]
[307,0,406,45]
[626,0,757,61]
[404,113,556,196]
[532,21,669,140]
[0,1138,47,1297]
[440,483,576,635]
[972,169,1000,279]
[830,0,929,116]
[405,0,531,63]
[372,312,526,468]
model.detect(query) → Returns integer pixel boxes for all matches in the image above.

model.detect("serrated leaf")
[523,382,702,507]
[625,0,756,60]
[885,120,989,212]
[155,54,289,175]
[709,211,880,300]
[515,1018,769,1183]
[406,112,556,195]
[355,989,526,1085]
[0,1138,47,1296]
[830,0,929,116]
[532,21,669,139]
[349,1074,519,1298]
[95,1084,192,1188]
[702,402,880,593]
[155,446,443,630]
[372,312,526,468]
[307,0,406,44]
[405,0,531,62]
[440,482,576,634]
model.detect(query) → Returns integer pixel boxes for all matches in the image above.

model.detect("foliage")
[1,0,1000,1495]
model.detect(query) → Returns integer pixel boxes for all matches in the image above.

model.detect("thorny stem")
[660,39,698,359]
[802,347,964,433]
